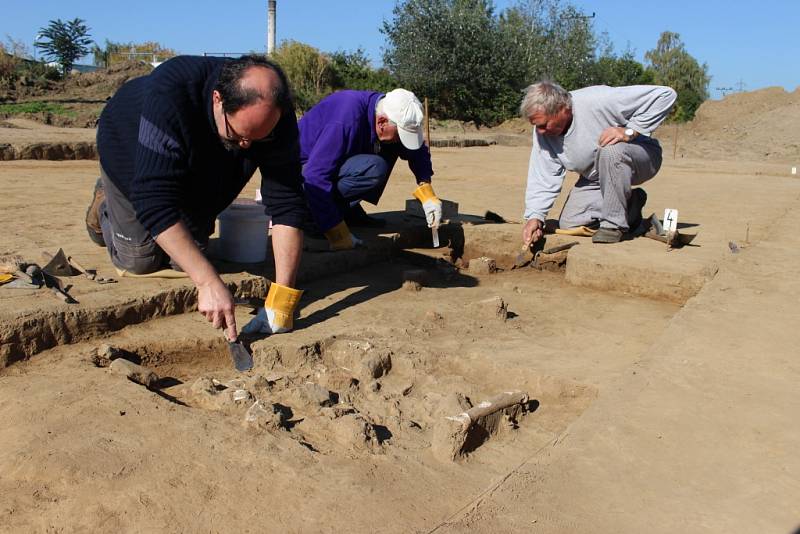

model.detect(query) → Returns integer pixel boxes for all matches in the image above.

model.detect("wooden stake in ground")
[673,123,680,159]
[424,97,430,145]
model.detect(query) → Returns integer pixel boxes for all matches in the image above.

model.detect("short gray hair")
[375,98,386,117]
[519,81,572,118]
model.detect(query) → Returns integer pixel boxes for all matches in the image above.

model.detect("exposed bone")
[109,358,159,389]
[432,390,529,462]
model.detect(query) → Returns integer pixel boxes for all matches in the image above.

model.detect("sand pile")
[673,86,800,163]
[63,60,153,102]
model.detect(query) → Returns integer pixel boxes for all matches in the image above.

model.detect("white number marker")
[663,209,679,233]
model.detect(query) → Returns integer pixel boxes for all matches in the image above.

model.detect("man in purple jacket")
[298,88,443,250]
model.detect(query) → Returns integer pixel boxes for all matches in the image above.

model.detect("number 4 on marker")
[663,209,678,232]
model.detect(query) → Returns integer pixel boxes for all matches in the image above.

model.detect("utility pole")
[735,79,746,93]
[715,86,734,97]
[267,0,276,55]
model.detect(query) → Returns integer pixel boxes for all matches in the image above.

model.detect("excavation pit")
[92,327,597,461]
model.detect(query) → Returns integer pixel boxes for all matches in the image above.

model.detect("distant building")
[70,63,100,74]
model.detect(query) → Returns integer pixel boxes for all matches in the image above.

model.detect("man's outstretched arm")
[154,221,237,341]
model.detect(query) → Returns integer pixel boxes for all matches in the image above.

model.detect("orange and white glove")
[241,282,303,335]
[324,221,364,251]
[412,183,443,228]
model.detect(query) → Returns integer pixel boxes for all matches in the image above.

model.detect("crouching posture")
[85,55,307,339]
[298,88,443,250]
[520,81,677,245]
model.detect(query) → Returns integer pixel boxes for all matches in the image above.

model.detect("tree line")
[382,0,709,124]
[272,0,709,124]
[6,1,710,124]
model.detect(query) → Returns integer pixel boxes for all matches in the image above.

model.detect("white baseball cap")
[381,88,424,150]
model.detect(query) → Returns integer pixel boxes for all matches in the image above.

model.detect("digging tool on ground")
[643,213,697,248]
[532,241,580,269]
[67,255,117,284]
[42,249,76,277]
[41,270,77,304]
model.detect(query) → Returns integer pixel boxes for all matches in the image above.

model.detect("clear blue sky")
[3,0,798,99]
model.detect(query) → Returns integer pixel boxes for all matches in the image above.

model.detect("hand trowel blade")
[228,341,253,372]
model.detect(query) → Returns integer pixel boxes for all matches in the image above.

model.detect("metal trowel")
[512,238,534,269]
[431,226,440,248]
[226,336,253,372]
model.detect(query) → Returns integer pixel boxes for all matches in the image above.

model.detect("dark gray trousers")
[99,168,207,274]
[560,139,662,231]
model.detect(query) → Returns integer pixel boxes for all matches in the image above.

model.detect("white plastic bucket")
[217,198,270,263]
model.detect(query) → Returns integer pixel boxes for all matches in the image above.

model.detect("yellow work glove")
[412,183,443,228]
[324,221,364,251]
[241,282,304,335]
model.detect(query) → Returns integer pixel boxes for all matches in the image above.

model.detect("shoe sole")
[85,178,106,247]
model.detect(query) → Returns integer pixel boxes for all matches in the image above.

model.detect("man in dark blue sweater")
[85,55,307,341]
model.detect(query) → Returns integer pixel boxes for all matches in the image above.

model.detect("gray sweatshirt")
[524,85,677,221]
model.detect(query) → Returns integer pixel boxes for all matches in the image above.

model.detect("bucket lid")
[218,198,270,222]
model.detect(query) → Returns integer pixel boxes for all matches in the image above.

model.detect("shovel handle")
[541,241,580,255]
[67,256,94,279]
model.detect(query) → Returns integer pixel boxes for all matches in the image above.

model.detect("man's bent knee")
[340,154,389,180]
[109,234,166,274]
[597,143,628,167]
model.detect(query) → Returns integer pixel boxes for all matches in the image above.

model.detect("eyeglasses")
[223,111,273,147]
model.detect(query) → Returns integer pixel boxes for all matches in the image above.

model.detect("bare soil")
[1,89,800,532]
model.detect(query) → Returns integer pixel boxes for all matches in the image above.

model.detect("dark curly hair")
[215,54,293,114]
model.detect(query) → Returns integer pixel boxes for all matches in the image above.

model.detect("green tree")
[501,0,601,90]
[92,40,177,68]
[270,40,333,111]
[645,31,709,121]
[592,50,654,87]
[382,0,617,124]
[1,37,60,93]
[34,18,93,75]
[329,48,396,93]
[383,0,520,125]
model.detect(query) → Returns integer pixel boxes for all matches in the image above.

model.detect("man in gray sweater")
[520,81,677,244]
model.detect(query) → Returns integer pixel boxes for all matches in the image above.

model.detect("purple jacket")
[298,90,434,231]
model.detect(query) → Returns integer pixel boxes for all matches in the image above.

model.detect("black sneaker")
[85,178,106,246]
[626,188,648,233]
[344,203,386,228]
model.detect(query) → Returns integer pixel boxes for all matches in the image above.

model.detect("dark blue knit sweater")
[97,55,307,238]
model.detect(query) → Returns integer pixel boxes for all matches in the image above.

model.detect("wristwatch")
[624,128,637,141]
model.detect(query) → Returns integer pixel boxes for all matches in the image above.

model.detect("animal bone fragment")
[109,358,159,389]
[432,390,529,462]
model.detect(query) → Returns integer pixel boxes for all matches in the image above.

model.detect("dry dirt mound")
[63,60,153,102]
[2,61,153,129]
[672,86,800,163]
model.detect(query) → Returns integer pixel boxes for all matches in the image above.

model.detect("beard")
[220,137,241,153]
